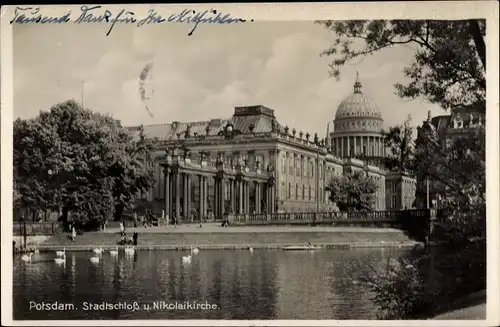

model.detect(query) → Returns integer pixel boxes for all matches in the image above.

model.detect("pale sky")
[13,21,445,134]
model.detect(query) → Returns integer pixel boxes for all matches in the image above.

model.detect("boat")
[282,245,324,251]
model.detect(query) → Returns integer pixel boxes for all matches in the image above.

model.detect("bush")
[357,255,433,319]
[356,242,486,319]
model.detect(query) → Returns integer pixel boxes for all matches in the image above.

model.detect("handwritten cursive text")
[168,9,253,36]
[137,9,165,27]
[9,6,254,36]
[75,5,136,36]
[10,7,71,24]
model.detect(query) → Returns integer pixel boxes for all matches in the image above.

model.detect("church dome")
[334,73,383,121]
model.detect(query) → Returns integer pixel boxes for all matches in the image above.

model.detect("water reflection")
[13,248,408,320]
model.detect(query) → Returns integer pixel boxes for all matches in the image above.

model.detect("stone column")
[271,185,276,213]
[238,180,243,214]
[255,182,261,213]
[246,181,251,213]
[198,175,204,221]
[242,181,247,214]
[163,167,170,218]
[265,184,270,213]
[353,136,357,156]
[214,178,219,218]
[182,173,188,220]
[230,179,235,214]
[346,137,350,157]
[174,171,180,219]
[220,179,226,216]
[203,176,208,219]
[377,137,380,157]
[381,137,384,157]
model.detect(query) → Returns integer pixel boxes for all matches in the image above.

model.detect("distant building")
[127,74,417,219]
[414,106,485,208]
[386,172,417,210]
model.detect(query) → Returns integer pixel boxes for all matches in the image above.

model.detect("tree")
[316,20,486,110]
[13,100,157,229]
[327,170,378,212]
[384,114,415,173]
[110,125,157,221]
[413,124,485,244]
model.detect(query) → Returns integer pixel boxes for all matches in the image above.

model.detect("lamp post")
[426,176,430,209]
[316,146,320,214]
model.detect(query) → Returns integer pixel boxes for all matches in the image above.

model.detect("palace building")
[129,74,415,220]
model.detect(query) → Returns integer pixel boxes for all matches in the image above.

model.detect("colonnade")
[331,135,385,158]
[163,167,276,220]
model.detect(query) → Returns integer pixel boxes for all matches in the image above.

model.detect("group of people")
[119,220,139,245]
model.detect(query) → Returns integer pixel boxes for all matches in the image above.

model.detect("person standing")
[133,232,138,246]
[120,220,125,235]
[71,225,76,242]
[133,210,138,228]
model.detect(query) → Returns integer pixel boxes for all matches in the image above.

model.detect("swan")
[21,253,33,262]
[248,247,254,253]
[54,255,66,265]
[56,248,66,257]
[182,255,192,264]
[93,248,104,255]
[109,246,119,256]
[90,256,100,264]
[191,246,200,254]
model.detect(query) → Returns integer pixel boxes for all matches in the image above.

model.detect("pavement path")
[433,303,486,320]
[103,223,406,234]
[432,290,487,320]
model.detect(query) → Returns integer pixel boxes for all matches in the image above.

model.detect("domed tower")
[330,72,385,159]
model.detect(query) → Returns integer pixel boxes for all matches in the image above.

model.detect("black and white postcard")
[1,2,499,326]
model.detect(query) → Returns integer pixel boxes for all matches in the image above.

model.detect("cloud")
[13,22,444,135]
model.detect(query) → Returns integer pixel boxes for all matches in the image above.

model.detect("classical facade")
[386,172,417,210]
[128,74,425,220]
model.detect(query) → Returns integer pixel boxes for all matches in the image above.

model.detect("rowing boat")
[282,245,323,251]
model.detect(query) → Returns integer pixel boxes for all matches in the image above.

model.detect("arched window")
[288,183,291,199]
[295,184,299,200]
[302,185,305,200]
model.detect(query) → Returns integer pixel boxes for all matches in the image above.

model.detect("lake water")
[13,248,409,320]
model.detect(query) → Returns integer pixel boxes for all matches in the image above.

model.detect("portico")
[160,148,276,221]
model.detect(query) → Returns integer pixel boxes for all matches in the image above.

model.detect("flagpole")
[81,81,85,108]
